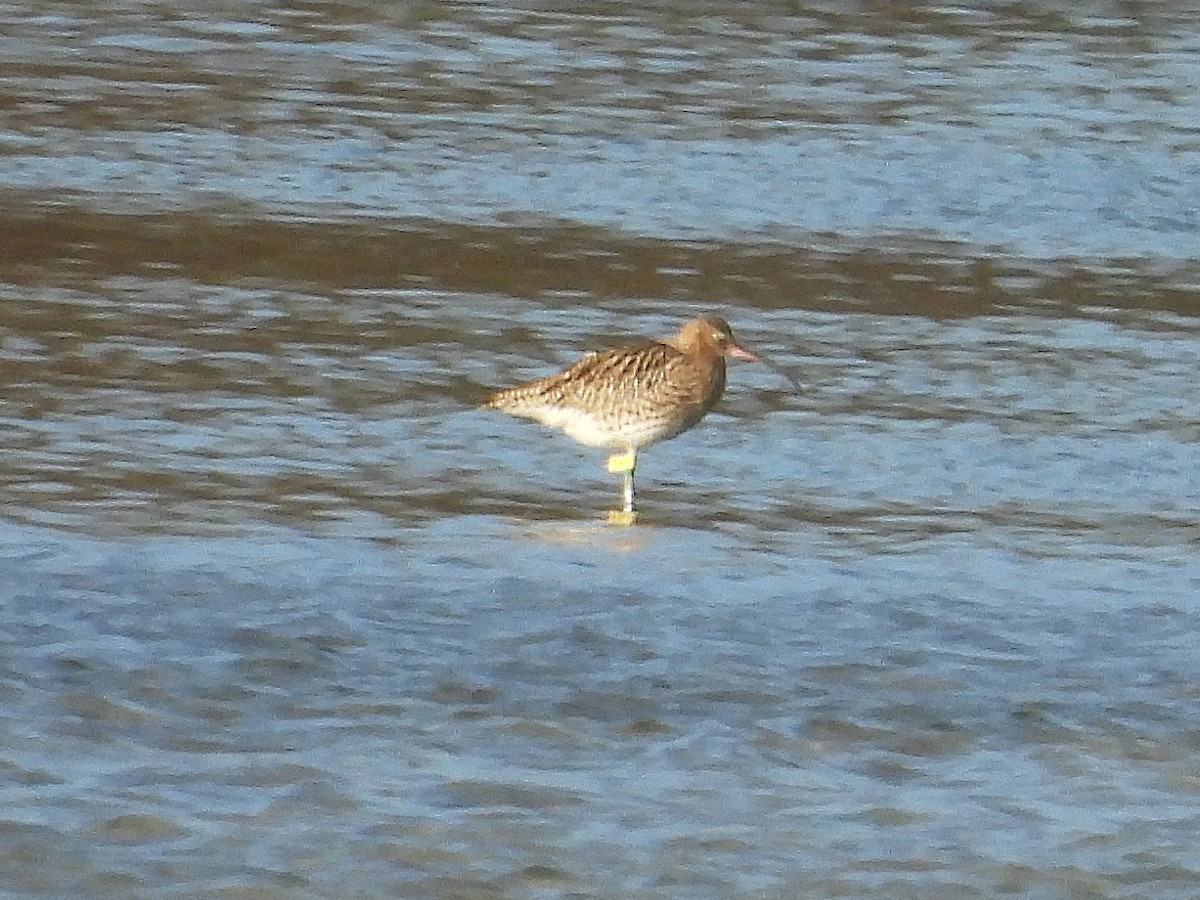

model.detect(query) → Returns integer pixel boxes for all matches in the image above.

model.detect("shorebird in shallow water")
[484,316,761,524]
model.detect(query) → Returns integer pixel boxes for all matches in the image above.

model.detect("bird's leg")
[606,449,638,525]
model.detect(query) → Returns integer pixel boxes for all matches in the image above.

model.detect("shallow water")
[2,1,1200,897]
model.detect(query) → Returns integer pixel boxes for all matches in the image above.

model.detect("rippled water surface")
[2,1,1200,897]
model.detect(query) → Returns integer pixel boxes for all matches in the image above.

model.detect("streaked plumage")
[484,316,758,520]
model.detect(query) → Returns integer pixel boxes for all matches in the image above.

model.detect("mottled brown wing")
[485,336,731,451]
[486,341,689,414]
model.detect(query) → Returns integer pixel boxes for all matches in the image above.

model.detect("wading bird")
[484,316,765,523]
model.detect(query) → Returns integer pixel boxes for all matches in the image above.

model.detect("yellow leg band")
[606,451,636,474]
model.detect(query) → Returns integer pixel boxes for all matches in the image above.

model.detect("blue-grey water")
[2,1,1199,897]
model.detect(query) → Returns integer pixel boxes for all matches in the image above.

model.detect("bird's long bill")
[730,340,801,389]
[726,344,757,361]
